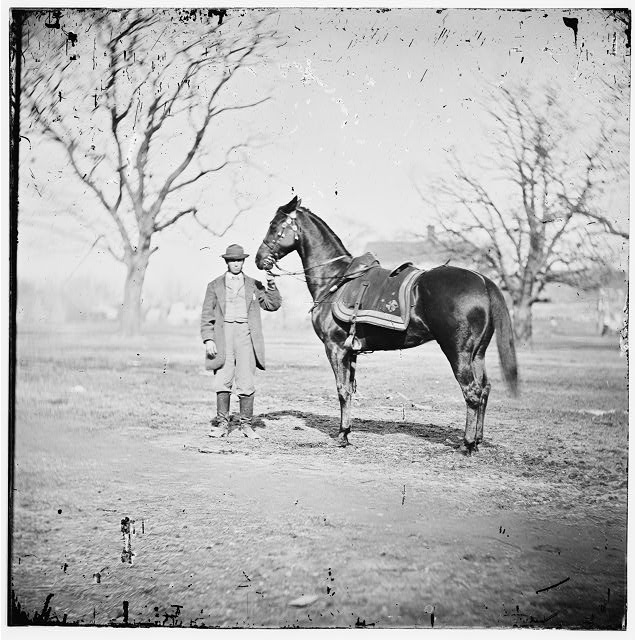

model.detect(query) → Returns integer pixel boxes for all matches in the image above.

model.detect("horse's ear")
[281,195,298,214]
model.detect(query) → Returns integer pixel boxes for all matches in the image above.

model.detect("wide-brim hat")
[221,244,249,260]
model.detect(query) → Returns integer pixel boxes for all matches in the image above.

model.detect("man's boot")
[238,393,260,439]
[210,391,230,437]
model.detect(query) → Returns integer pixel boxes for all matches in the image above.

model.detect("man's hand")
[266,270,276,288]
[205,340,217,357]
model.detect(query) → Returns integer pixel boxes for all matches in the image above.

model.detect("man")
[200,243,282,438]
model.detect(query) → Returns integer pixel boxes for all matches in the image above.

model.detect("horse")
[255,196,518,454]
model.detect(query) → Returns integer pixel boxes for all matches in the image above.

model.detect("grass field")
[10,322,629,628]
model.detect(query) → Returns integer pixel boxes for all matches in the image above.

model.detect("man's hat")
[221,244,249,260]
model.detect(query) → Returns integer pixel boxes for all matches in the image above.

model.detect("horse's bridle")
[261,210,300,267]
[261,208,348,284]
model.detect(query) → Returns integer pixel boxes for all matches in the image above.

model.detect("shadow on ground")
[258,409,471,450]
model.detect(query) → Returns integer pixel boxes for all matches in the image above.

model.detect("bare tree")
[21,8,278,335]
[415,85,628,342]
[578,76,630,242]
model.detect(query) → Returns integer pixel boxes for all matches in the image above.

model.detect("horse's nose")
[255,244,269,270]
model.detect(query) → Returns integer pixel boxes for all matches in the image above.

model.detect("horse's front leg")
[325,343,357,446]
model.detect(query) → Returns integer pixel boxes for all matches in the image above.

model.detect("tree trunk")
[512,298,534,345]
[120,250,150,336]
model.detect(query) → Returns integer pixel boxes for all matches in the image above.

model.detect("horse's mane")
[297,205,352,257]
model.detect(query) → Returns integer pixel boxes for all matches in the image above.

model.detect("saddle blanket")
[332,262,425,331]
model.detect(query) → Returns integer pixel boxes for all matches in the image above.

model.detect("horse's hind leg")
[473,351,491,447]
[325,343,357,446]
[444,349,483,455]
[459,362,482,454]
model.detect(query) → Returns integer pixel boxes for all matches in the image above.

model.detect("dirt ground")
[10,323,629,629]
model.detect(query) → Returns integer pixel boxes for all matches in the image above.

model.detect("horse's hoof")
[337,436,351,448]
[456,443,474,456]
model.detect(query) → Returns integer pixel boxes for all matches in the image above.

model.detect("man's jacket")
[200,274,282,371]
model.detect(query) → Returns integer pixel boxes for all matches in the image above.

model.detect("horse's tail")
[487,279,519,397]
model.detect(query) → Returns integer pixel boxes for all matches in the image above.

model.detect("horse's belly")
[357,322,433,352]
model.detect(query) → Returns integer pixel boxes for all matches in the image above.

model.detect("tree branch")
[153,207,197,233]
[193,207,246,238]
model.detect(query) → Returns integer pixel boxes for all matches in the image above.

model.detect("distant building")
[364,225,478,270]
[87,303,118,322]
[364,231,627,338]
[594,268,628,336]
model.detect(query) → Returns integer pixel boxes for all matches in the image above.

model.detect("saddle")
[332,254,425,333]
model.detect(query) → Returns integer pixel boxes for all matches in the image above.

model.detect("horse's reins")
[263,210,350,306]
[270,253,349,277]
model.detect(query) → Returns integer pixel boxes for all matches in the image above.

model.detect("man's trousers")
[214,321,256,396]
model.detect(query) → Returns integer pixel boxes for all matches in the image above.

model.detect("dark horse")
[256,196,518,453]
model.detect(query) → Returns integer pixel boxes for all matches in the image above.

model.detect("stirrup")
[344,334,362,352]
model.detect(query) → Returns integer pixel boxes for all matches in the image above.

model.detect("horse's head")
[255,196,303,271]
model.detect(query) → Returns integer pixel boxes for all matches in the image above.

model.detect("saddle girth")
[332,258,425,346]
[343,281,369,351]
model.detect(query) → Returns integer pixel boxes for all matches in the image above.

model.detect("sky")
[13,6,631,309]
